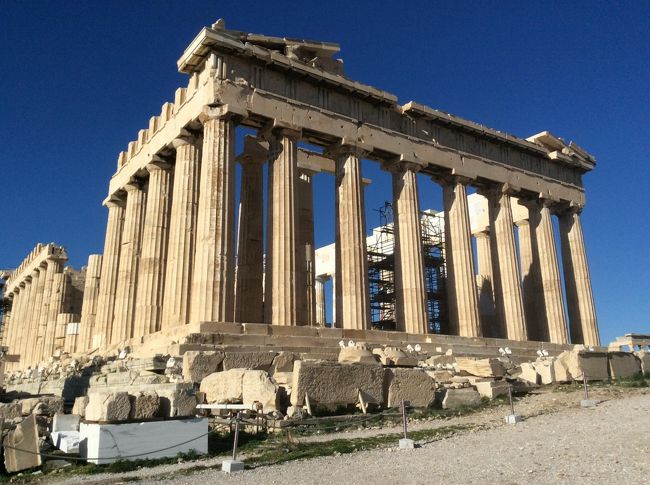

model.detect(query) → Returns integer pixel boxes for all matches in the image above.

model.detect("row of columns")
[86,107,599,353]
[3,256,73,369]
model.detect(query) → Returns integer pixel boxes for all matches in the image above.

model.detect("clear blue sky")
[1,1,648,344]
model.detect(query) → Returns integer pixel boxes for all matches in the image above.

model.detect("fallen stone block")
[384,368,436,407]
[200,369,246,404]
[242,370,279,412]
[271,351,298,373]
[158,387,197,418]
[129,391,160,420]
[182,351,225,383]
[72,396,89,417]
[338,346,380,365]
[518,363,539,385]
[455,358,505,378]
[291,361,385,407]
[51,431,81,453]
[20,396,64,417]
[3,414,42,472]
[552,357,571,383]
[373,347,418,367]
[608,352,642,379]
[85,392,131,422]
[558,349,609,381]
[222,351,277,371]
[532,360,554,385]
[474,380,509,399]
[423,354,456,368]
[441,388,481,409]
[0,403,22,420]
[636,351,650,375]
[427,370,454,383]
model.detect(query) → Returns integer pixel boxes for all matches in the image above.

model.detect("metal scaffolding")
[367,202,448,333]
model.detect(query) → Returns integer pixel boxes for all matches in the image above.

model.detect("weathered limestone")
[26,266,47,366]
[200,369,246,403]
[557,349,609,381]
[384,368,436,407]
[191,111,237,324]
[130,391,161,420]
[559,209,599,346]
[135,162,173,336]
[222,351,277,371]
[112,181,146,344]
[442,177,481,337]
[291,360,385,406]
[265,129,300,326]
[475,380,509,399]
[608,352,642,379]
[235,136,266,324]
[85,392,132,422]
[43,272,67,358]
[20,269,40,366]
[94,198,125,347]
[182,350,225,382]
[441,388,481,409]
[242,370,279,411]
[335,146,370,330]
[34,260,57,362]
[78,254,103,352]
[338,345,380,364]
[390,163,428,334]
[161,135,201,328]
[455,357,505,378]
[487,187,527,340]
[3,414,41,472]
[55,313,78,352]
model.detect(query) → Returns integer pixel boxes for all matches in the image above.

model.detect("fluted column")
[297,169,316,326]
[135,161,173,336]
[111,181,146,344]
[161,135,201,329]
[442,177,481,337]
[334,146,370,330]
[43,271,67,359]
[20,270,40,368]
[514,217,545,341]
[486,187,527,341]
[34,260,58,363]
[94,198,125,347]
[533,201,568,344]
[1,295,12,347]
[264,128,300,326]
[56,313,78,353]
[6,287,24,365]
[78,254,103,352]
[390,162,428,334]
[315,276,327,326]
[559,208,599,346]
[235,136,266,324]
[191,111,237,324]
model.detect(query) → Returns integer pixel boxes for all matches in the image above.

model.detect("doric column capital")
[146,159,173,174]
[199,104,247,123]
[237,135,269,165]
[273,124,302,141]
[326,139,372,159]
[123,179,144,193]
[431,172,473,187]
[381,159,422,175]
[473,229,490,239]
[478,182,521,199]
[103,193,126,209]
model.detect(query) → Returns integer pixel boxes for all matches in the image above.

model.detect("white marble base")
[399,438,415,449]
[505,414,523,424]
[79,417,208,464]
[222,459,245,473]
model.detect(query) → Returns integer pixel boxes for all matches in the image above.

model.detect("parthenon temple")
[1,20,600,372]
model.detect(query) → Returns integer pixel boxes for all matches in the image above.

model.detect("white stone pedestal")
[222,459,245,473]
[580,399,598,408]
[505,414,523,424]
[399,438,415,449]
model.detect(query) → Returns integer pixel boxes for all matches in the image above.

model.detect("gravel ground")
[46,386,650,484]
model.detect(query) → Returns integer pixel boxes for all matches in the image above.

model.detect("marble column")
[1,295,12,347]
[112,181,146,344]
[514,217,545,341]
[442,177,481,337]
[43,271,67,359]
[56,313,78,352]
[235,137,266,324]
[297,169,316,326]
[559,208,599,346]
[94,198,125,347]
[264,128,300,326]
[6,288,23,360]
[161,135,201,329]
[486,187,527,341]
[135,161,173,336]
[13,283,32,369]
[78,254,103,352]
[35,260,58,362]
[532,201,568,344]
[390,162,428,334]
[315,276,327,326]
[191,112,237,324]
[474,230,497,338]
[335,147,370,330]
[20,270,40,367]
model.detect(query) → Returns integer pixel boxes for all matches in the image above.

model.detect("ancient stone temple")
[0,20,600,371]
